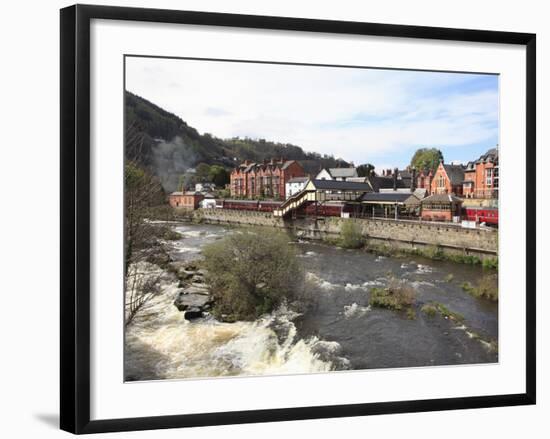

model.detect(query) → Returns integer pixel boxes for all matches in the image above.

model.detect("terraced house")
[462,148,499,199]
[230,158,306,200]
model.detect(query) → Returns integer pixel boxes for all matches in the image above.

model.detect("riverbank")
[191,208,498,266]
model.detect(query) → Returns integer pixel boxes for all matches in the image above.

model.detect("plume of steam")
[152,136,197,192]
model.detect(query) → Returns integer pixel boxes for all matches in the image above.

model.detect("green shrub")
[421,303,438,317]
[462,275,498,302]
[474,274,498,301]
[369,279,415,311]
[421,302,464,322]
[436,303,465,322]
[447,254,481,265]
[161,227,182,241]
[322,235,340,246]
[423,245,445,260]
[202,228,304,321]
[339,220,364,249]
[366,242,396,257]
[482,257,498,270]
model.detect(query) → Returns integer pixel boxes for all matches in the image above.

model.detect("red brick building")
[416,169,433,191]
[420,193,463,222]
[430,162,465,196]
[230,158,306,200]
[462,148,499,199]
[168,191,204,209]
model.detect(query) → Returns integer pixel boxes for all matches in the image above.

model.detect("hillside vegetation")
[125,91,349,191]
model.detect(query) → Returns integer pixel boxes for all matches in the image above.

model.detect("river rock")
[174,290,212,309]
[191,274,204,283]
[184,306,204,320]
[180,270,196,280]
[184,285,210,295]
[168,261,197,280]
[174,285,214,323]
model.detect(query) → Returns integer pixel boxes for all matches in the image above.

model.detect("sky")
[125,56,499,171]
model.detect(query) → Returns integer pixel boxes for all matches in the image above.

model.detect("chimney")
[411,168,417,192]
[393,168,398,191]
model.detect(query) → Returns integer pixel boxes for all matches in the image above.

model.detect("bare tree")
[125,263,162,326]
[124,125,168,326]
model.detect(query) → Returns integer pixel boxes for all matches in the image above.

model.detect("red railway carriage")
[258,201,282,212]
[220,199,282,212]
[301,201,347,217]
[463,207,499,226]
[222,199,259,211]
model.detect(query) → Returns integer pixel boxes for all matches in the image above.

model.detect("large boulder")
[174,290,212,310]
[174,287,213,320]
[183,306,204,320]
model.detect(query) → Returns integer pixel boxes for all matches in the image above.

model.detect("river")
[124,222,498,381]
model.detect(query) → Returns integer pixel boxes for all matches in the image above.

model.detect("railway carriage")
[463,207,499,226]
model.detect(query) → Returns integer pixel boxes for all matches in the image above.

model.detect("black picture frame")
[60,4,536,434]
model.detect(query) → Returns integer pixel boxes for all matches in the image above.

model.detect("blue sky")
[126,57,499,171]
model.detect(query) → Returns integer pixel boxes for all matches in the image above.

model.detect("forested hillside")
[125,91,349,191]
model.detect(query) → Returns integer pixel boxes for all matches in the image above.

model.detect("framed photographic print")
[60,4,536,434]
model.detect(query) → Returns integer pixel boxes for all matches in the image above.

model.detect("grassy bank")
[461,274,499,302]
[312,218,497,269]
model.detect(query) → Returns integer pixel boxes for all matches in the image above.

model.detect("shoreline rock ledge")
[172,264,213,320]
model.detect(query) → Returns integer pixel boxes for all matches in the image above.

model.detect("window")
[485,168,493,186]
[436,175,446,193]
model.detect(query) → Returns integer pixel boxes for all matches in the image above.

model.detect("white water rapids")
[125,275,344,381]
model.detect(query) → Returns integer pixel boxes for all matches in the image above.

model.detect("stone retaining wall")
[195,208,498,256]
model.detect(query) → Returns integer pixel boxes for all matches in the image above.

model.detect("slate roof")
[281,160,297,170]
[413,188,428,199]
[421,193,463,204]
[168,191,202,196]
[237,159,300,173]
[360,192,413,203]
[443,164,465,185]
[310,179,373,192]
[367,175,410,191]
[398,169,412,179]
[477,148,498,163]
[287,177,309,184]
[328,167,358,178]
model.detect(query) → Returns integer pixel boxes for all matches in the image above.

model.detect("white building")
[285,177,309,199]
[315,167,358,181]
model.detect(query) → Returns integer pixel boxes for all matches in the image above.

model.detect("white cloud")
[125,57,498,164]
